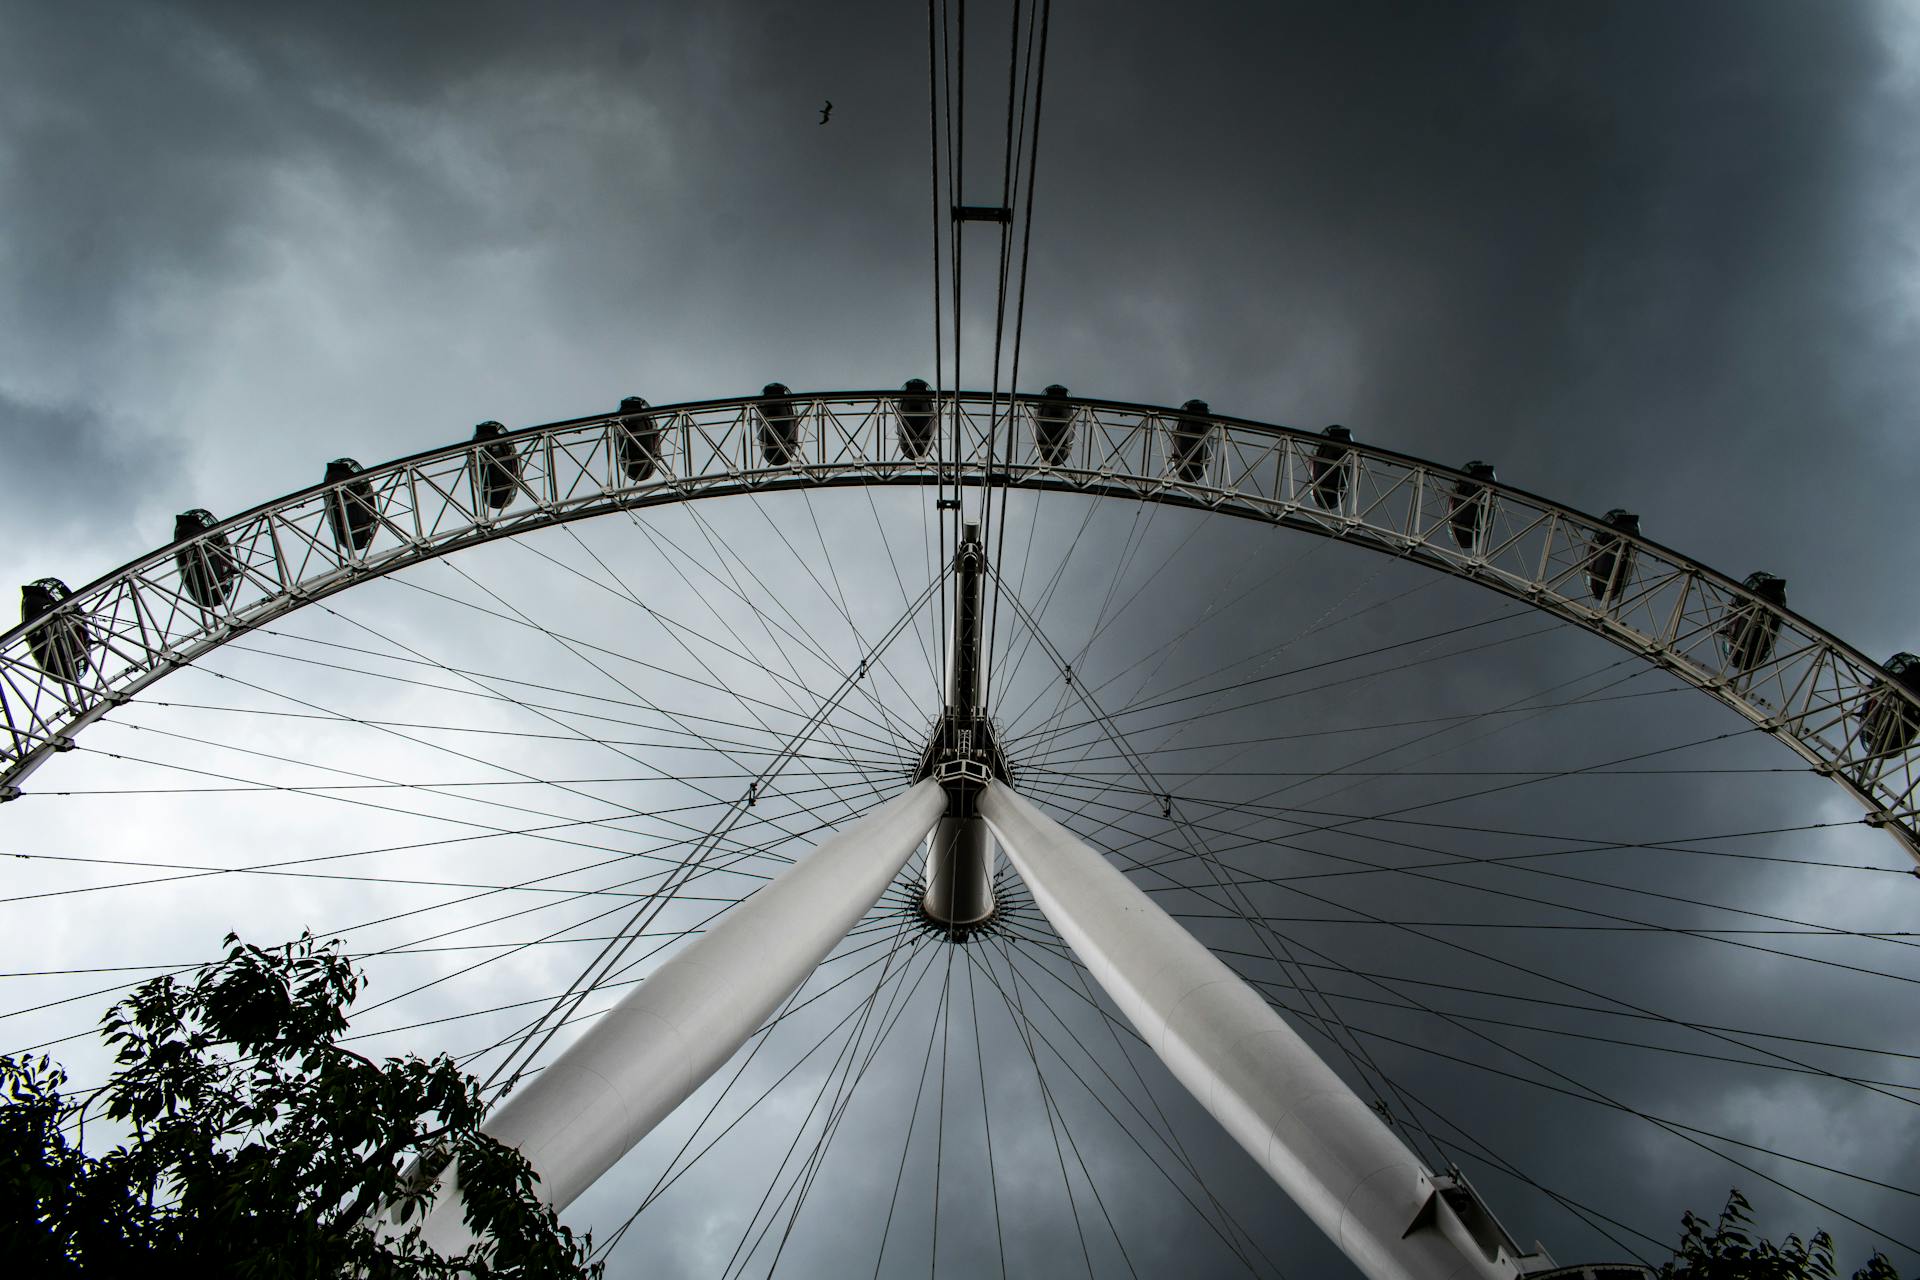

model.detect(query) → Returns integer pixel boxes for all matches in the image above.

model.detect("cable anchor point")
[952,204,1013,224]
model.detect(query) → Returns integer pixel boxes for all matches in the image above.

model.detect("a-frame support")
[405,779,946,1251]
[977,781,1557,1280]
[399,525,1612,1278]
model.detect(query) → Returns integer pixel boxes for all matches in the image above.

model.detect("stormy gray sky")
[4,2,1920,1276]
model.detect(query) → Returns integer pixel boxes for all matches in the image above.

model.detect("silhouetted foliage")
[1658,1189,1898,1280]
[0,932,600,1277]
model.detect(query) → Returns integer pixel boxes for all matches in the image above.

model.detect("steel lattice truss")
[5,390,1917,859]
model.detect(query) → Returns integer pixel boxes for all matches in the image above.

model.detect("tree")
[0,932,601,1277]
[1658,1188,1899,1280]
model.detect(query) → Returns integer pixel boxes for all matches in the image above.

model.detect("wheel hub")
[913,521,1012,932]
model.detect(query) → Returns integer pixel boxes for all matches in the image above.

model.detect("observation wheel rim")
[3,388,1916,862]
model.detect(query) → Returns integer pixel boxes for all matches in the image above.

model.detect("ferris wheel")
[4,383,1920,1277]
[8,3,1920,1276]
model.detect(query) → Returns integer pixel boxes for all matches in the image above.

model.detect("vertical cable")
[983,0,1050,720]
[975,0,1029,719]
[928,0,949,698]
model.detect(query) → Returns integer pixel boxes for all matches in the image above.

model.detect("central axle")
[914,521,1009,932]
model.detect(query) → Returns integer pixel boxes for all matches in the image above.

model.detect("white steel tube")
[977,782,1539,1280]
[415,779,946,1248]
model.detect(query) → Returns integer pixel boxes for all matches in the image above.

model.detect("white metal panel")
[412,778,946,1251]
[978,781,1536,1280]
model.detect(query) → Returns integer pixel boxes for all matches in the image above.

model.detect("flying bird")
[819,100,833,125]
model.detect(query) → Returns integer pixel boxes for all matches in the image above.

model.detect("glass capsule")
[324,458,376,552]
[759,384,799,466]
[1448,461,1497,552]
[1308,425,1353,512]
[174,509,238,611]
[472,421,519,511]
[1169,399,1214,483]
[1585,509,1641,604]
[21,578,90,684]
[1859,652,1920,758]
[1717,571,1786,675]
[1034,385,1074,466]
[615,397,660,483]
[898,379,935,460]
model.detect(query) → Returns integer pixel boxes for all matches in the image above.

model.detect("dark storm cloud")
[1019,3,1920,642]
[8,2,1910,581]
[0,2,665,320]
[0,0,944,562]
[0,387,182,571]
[3,1,1918,1275]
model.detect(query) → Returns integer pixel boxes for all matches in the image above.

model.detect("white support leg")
[978,781,1546,1280]
[413,778,947,1249]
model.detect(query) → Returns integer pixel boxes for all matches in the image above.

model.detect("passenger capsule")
[472,421,519,511]
[1034,385,1074,466]
[324,458,376,552]
[1169,399,1214,483]
[1308,425,1353,511]
[174,509,238,611]
[898,379,935,460]
[759,383,799,466]
[1860,652,1920,758]
[1448,461,1497,552]
[1585,508,1640,604]
[615,396,660,483]
[1717,571,1786,675]
[21,578,90,684]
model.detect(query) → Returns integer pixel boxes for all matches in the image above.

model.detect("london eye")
[4,4,1919,1277]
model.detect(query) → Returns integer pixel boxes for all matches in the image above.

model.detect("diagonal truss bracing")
[3,390,1916,859]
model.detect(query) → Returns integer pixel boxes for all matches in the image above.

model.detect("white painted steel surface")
[8,390,1919,862]
[978,782,1535,1280]
[414,778,946,1250]
[921,813,996,926]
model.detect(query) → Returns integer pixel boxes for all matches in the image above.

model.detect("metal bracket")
[952,204,1012,223]
[935,755,993,790]
[1403,1171,1555,1273]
